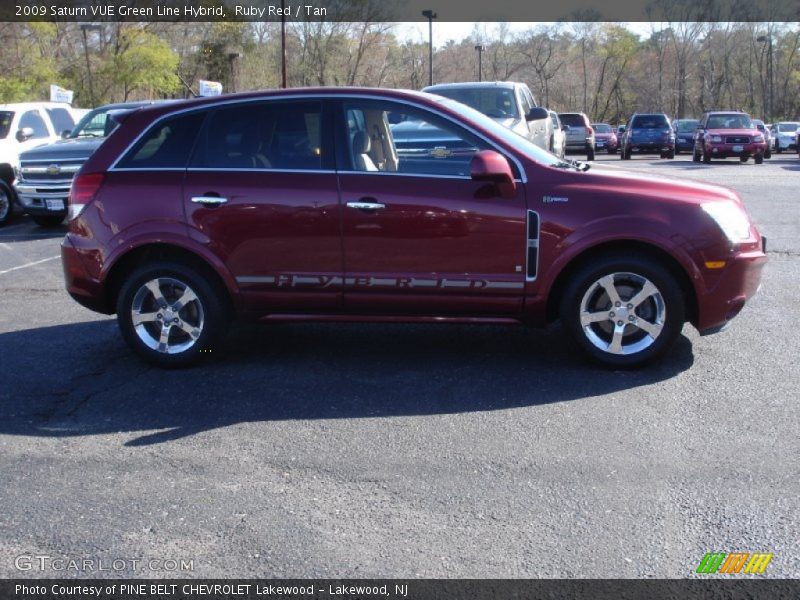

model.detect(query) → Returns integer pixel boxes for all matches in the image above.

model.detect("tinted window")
[72,108,114,138]
[46,107,75,134]
[676,120,699,132]
[631,115,669,129]
[119,111,206,168]
[593,124,612,133]
[19,110,49,138]
[0,111,12,139]
[559,114,586,128]
[429,87,519,119]
[349,100,490,177]
[192,101,322,170]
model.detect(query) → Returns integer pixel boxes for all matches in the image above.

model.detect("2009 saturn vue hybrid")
[61,88,766,368]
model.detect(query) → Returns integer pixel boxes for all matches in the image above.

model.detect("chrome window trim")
[107,93,528,183]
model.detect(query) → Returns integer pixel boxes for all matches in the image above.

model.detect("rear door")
[335,98,527,315]
[182,99,343,313]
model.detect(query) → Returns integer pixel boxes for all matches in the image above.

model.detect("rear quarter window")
[118,111,206,168]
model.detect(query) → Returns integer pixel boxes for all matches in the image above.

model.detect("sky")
[396,22,655,47]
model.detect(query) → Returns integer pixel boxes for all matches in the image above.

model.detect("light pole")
[474,45,484,82]
[757,35,773,122]
[422,9,437,87]
[80,24,101,107]
[280,0,287,88]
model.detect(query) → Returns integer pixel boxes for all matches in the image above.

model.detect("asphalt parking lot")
[0,153,798,579]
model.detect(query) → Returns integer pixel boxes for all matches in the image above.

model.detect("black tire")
[559,253,685,369]
[702,150,711,164]
[692,147,701,162]
[32,215,65,227]
[587,147,595,161]
[116,261,228,368]
[776,145,781,154]
[754,153,764,165]
[765,147,771,159]
[0,180,13,226]
[674,148,680,155]
[620,146,627,160]
[666,150,675,159]
[740,155,749,163]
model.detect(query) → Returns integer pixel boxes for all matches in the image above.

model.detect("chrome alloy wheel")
[130,277,204,354]
[578,272,666,356]
[0,189,10,222]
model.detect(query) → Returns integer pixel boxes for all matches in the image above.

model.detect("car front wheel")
[560,254,685,368]
[117,261,227,368]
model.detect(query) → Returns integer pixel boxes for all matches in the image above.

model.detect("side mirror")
[61,129,72,139]
[16,127,34,143]
[470,150,516,198]
[526,107,549,122]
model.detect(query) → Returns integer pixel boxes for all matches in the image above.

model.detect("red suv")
[693,111,768,164]
[62,88,766,369]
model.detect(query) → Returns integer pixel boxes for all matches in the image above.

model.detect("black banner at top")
[1,0,799,22]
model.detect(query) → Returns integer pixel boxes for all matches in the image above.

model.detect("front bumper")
[776,137,797,151]
[15,182,70,217]
[696,240,767,334]
[705,142,767,158]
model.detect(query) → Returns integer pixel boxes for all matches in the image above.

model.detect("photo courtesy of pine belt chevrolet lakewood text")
[60,88,767,369]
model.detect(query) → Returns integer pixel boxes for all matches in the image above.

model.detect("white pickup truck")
[0,102,81,226]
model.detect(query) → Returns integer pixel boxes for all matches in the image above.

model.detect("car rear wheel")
[765,147,771,159]
[0,181,12,226]
[702,149,711,164]
[31,215,65,227]
[117,261,228,368]
[560,254,685,369]
[692,147,701,162]
[587,147,595,161]
[740,155,749,163]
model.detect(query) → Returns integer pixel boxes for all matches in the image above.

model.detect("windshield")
[432,87,520,119]
[631,115,669,129]
[0,111,13,139]
[676,120,699,132]
[70,106,122,138]
[706,114,753,129]
[438,98,563,167]
[778,123,800,132]
[593,124,612,133]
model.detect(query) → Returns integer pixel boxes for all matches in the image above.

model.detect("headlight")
[702,201,752,243]
[753,134,764,142]
[709,135,722,142]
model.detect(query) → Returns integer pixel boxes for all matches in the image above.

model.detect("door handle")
[191,196,228,206]
[346,201,385,211]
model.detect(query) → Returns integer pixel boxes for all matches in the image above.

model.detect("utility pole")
[422,10,437,87]
[475,45,484,82]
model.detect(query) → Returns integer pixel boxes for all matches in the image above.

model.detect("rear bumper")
[61,236,112,314]
[628,141,674,153]
[695,243,767,334]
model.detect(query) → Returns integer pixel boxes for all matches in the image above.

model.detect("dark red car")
[592,123,619,153]
[693,111,768,164]
[62,88,766,369]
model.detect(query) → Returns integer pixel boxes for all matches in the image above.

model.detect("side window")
[344,100,492,177]
[46,107,75,134]
[518,89,532,116]
[118,111,206,168]
[19,110,49,139]
[192,101,322,170]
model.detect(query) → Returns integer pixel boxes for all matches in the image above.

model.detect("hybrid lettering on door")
[236,274,524,290]
[696,552,773,574]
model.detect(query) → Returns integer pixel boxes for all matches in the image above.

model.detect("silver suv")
[423,82,553,152]
[558,112,595,160]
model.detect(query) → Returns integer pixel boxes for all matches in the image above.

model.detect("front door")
[335,99,527,315]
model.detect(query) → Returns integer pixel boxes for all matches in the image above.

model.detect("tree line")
[1,19,798,123]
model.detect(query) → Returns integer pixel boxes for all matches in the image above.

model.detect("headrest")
[353,131,371,154]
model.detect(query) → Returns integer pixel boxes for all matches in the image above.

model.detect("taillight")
[586,126,593,135]
[68,172,104,220]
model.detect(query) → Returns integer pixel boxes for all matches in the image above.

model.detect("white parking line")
[0,255,60,275]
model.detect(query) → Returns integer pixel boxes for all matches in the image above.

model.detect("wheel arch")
[104,243,237,318]
[544,239,698,325]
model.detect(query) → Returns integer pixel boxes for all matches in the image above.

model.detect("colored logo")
[696,552,773,574]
